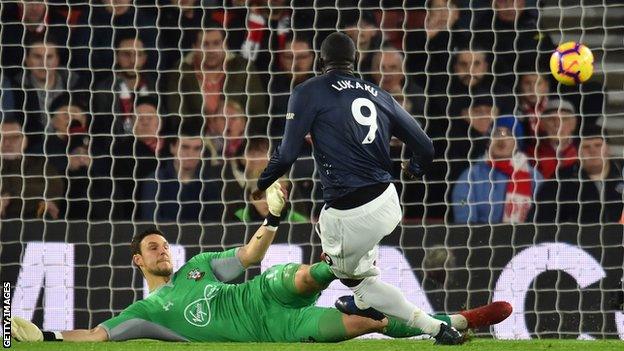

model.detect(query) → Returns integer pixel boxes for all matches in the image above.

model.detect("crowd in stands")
[0,0,622,225]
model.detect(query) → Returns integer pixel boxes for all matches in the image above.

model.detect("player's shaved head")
[320,32,357,74]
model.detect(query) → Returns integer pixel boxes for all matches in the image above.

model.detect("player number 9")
[351,98,378,144]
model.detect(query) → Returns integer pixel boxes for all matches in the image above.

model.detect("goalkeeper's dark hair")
[131,228,166,256]
[320,32,357,74]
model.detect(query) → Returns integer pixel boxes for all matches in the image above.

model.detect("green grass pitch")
[8,339,623,351]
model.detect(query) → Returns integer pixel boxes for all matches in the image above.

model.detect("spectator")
[165,24,267,135]
[239,0,292,84]
[11,35,84,153]
[203,100,227,163]
[527,98,578,179]
[92,31,156,141]
[514,72,551,143]
[204,99,247,160]
[268,36,315,138]
[139,131,222,223]
[0,118,63,220]
[73,0,157,75]
[449,47,491,107]
[342,12,382,75]
[452,115,541,224]
[112,95,165,219]
[157,0,207,71]
[44,93,90,175]
[445,46,513,115]
[56,131,115,221]
[445,96,499,182]
[531,125,623,224]
[404,0,467,117]
[62,133,93,220]
[474,0,555,88]
[367,45,425,116]
[72,95,163,222]
[1,75,16,117]
[127,95,164,175]
[221,0,251,51]
[222,137,268,221]
[0,1,71,77]
[421,96,499,221]
[222,137,307,223]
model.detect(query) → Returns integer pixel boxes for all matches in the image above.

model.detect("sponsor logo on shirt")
[187,268,205,281]
[186,301,209,326]
[286,112,295,120]
[184,285,219,327]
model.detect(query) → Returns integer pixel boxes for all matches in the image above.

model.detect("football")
[549,41,594,85]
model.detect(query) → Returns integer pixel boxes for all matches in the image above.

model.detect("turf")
[7,339,624,351]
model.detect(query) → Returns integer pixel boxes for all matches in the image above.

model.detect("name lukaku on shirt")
[331,79,379,97]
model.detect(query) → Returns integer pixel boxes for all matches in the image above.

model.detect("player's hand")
[11,316,43,342]
[265,181,286,216]
[401,160,424,180]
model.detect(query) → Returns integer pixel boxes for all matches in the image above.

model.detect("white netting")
[1,0,622,340]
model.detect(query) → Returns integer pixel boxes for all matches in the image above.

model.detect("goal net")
[1,0,622,340]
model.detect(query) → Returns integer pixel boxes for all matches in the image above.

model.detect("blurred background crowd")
[0,0,622,225]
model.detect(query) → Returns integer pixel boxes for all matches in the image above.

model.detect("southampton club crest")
[187,268,205,281]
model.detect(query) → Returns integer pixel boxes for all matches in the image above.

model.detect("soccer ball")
[549,42,594,85]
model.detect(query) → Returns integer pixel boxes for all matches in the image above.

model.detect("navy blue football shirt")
[257,70,434,202]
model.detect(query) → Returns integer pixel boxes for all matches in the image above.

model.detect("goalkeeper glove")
[11,316,43,342]
[265,181,286,216]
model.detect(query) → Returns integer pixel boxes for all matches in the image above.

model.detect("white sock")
[449,314,468,330]
[350,277,442,336]
[408,308,443,336]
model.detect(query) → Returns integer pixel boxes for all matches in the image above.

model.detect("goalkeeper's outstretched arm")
[60,327,109,341]
[236,181,286,268]
[11,316,109,342]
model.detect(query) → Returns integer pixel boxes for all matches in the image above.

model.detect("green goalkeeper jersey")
[100,248,267,342]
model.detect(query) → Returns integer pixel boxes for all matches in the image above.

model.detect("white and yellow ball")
[549,41,594,85]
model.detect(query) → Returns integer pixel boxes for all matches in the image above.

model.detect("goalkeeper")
[11,181,511,343]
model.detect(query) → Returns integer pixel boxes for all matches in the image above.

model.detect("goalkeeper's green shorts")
[254,263,348,342]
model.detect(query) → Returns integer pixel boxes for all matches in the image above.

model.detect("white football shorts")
[318,183,402,279]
